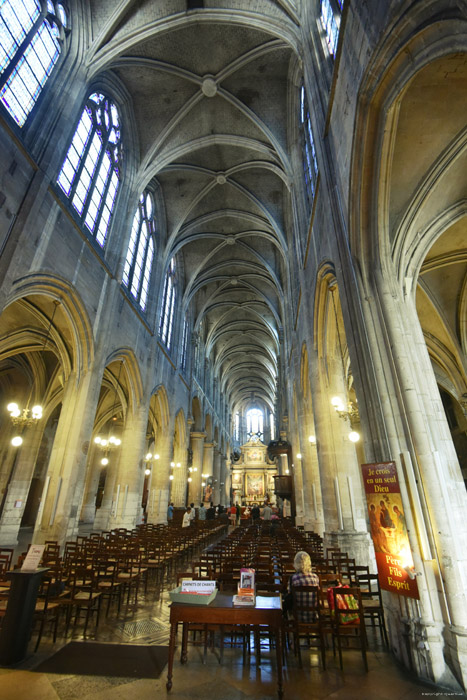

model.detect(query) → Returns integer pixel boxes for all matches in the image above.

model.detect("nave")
[0,521,459,700]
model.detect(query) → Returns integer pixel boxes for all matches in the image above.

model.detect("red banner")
[361,461,419,599]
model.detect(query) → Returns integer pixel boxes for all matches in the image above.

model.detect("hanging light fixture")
[7,300,59,431]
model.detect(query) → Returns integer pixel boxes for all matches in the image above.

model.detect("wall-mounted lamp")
[308,435,316,444]
[331,396,360,423]
[296,453,302,459]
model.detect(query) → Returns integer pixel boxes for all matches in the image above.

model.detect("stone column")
[147,421,175,524]
[79,442,104,524]
[0,420,44,545]
[104,402,148,530]
[202,441,215,504]
[366,273,467,688]
[187,432,205,505]
[219,454,228,505]
[33,365,103,545]
[212,447,221,504]
[312,354,372,565]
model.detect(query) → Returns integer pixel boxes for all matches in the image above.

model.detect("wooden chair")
[330,586,368,671]
[95,559,122,616]
[357,573,389,645]
[63,566,102,636]
[33,577,63,651]
[287,585,326,669]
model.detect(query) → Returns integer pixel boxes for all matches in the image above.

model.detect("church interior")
[0,0,466,698]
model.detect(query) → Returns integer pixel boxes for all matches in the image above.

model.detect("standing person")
[167,502,174,522]
[229,503,237,528]
[182,507,192,528]
[262,502,272,520]
[206,502,216,520]
[235,501,241,526]
[198,503,206,521]
[251,503,260,521]
[189,502,196,525]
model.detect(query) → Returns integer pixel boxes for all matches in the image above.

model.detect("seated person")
[287,551,319,621]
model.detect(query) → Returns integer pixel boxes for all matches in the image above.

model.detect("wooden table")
[166,593,284,698]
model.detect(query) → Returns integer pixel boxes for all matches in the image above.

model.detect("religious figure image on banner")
[362,461,419,600]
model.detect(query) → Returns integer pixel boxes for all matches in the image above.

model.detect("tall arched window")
[122,191,155,311]
[180,314,189,371]
[247,408,263,440]
[57,92,122,247]
[0,0,67,127]
[159,257,176,350]
[300,84,318,211]
[319,0,342,58]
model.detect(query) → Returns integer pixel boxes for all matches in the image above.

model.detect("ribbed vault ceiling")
[86,1,300,413]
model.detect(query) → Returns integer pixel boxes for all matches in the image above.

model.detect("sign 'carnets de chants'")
[361,461,419,599]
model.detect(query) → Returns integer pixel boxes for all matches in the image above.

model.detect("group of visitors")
[226,501,280,528]
[175,502,226,527]
[169,500,282,528]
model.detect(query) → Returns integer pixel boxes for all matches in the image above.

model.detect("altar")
[231,436,277,505]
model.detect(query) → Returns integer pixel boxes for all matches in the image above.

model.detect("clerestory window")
[122,191,155,311]
[159,257,176,350]
[300,84,318,211]
[319,0,342,59]
[0,0,67,127]
[57,92,122,248]
[246,408,263,440]
[180,314,189,371]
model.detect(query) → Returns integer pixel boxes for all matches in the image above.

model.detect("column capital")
[190,431,207,440]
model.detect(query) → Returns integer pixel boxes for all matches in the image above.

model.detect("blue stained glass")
[320,0,339,58]
[59,93,121,247]
[0,1,39,73]
[0,14,61,126]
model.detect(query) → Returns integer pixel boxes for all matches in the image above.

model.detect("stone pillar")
[187,432,205,505]
[201,441,215,504]
[80,442,104,524]
[33,366,103,545]
[219,454,228,505]
[305,437,325,535]
[0,420,44,545]
[212,447,221,504]
[105,402,148,530]
[312,354,372,565]
[366,273,467,689]
[147,422,175,524]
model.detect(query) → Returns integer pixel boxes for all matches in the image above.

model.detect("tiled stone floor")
[0,530,465,700]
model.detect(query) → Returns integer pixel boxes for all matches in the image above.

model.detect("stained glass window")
[57,93,122,248]
[247,408,263,440]
[0,1,67,127]
[180,315,189,371]
[300,85,318,210]
[320,0,340,58]
[159,258,176,350]
[122,191,155,311]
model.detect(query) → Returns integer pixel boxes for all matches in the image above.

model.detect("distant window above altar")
[246,408,263,441]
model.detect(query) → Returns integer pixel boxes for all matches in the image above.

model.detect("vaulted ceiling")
[84,1,302,414]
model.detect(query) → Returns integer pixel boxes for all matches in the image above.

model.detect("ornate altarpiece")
[231,436,277,504]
